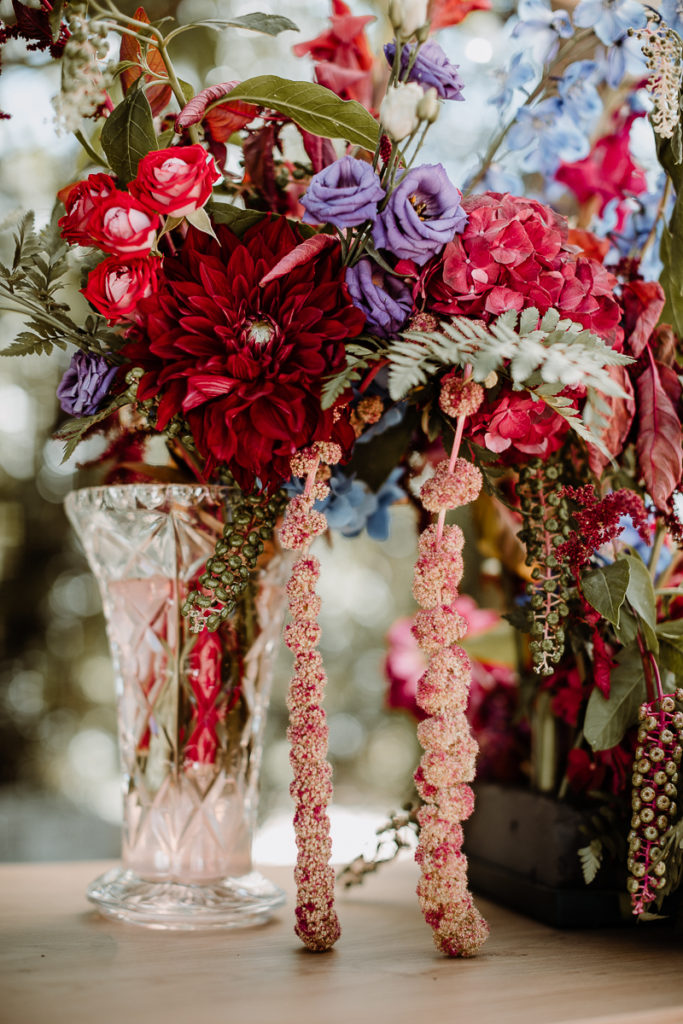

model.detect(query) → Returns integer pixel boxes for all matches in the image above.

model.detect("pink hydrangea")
[467,385,569,461]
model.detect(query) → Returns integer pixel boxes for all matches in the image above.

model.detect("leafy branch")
[321,340,384,409]
[0,211,122,359]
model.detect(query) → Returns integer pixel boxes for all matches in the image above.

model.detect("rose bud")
[82,254,161,323]
[384,42,465,102]
[58,173,117,246]
[389,0,429,38]
[301,156,385,229]
[130,144,221,217]
[87,192,160,257]
[380,82,424,142]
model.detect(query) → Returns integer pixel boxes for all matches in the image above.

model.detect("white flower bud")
[380,82,424,142]
[388,0,429,39]
[417,87,439,124]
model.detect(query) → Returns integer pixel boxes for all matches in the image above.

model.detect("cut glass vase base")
[86,867,286,930]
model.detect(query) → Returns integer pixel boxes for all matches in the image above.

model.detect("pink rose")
[87,192,160,257]
[57,173,116,245]
[130,144,220,217]
[82,254,161,323]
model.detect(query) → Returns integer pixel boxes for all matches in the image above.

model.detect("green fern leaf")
[578,839,603,885]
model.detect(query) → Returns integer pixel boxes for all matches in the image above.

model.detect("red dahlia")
[124,217,365,489]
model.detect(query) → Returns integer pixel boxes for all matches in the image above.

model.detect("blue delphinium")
[556,61,603,126]
[488,52,537,112]
[512,0,573,62]
[573,0,647,44]
[661,0,683,35]
[286,467,406,541]
[507,98,590,175]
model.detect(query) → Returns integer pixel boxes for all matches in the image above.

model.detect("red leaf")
[636,358,683,510]
[657,359,682,408]
[428,0,492,30]
[623,280,666,358]
[299,129,337,174]
[587,364,636,475]
[119,7,171,116]
[176,82,258,139]
[592,630,615,698]
[259,234,339,286]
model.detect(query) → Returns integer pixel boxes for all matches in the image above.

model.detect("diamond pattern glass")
[65,485,289,929]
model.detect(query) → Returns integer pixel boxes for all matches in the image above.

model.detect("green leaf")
[614,605,638,646]
[55,394,130,463]
[100,87,157,184]
[584,643,647,751]
[656,619,683,676]
[581,559,630,626]
[208,204,266,235]
[578,839,603,885]
[197,13,299,35]
[213,77,380,150]
[624,554,659,653]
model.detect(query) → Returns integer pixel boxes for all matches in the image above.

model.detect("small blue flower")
[284,468,405,540]
[488,52,537,111]
[573,0,647,45]
[507,98,590,174]
[512,0,573,62]
[661,0,683,35]
[596,34,648,88]
[474,163,525,196]
[556,61,603,125]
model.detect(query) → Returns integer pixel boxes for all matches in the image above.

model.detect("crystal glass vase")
[65,484,289,930]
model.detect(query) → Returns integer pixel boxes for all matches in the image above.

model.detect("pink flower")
[58,173,117,245]
[87,192,160,256]
[82,254,161,323]
[130,144,221,217]
[467,386,569,461]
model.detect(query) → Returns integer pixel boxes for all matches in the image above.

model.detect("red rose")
[82,254,161,323]
[87,192,160,256]
[130,144,220,217]
[58,173,116,245]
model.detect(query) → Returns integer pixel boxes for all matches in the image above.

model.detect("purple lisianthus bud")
[301,155,385,229]
[345,259,413,337]
[384,42,465,101]
[57,351,117,416]
[373,163,467,266]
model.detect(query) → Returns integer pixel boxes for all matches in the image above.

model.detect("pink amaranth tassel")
[413,375,489,957]
[281,442,343,952]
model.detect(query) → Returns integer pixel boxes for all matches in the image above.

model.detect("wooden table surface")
[1,859,682,1024]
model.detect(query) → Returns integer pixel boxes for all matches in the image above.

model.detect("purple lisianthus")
[57,351,117,416]
[384,41,465,101]
[373,163,466,266]
[301,155,385,229]
[345,259,413,338]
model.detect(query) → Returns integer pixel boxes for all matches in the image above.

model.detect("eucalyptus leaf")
[100,88,157,184]
[213,77,380,150]
[624,554,659,653]
[197,13,299,35]
[584,643,647,751]
[581,559,630,626]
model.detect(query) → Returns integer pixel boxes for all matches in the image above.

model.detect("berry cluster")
[516,459,574,675]
[182,486,286,633]
[628,690,683,915]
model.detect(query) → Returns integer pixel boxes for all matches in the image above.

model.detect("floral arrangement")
[3,0,683,953]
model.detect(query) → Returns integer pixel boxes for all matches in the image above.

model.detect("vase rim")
[64,482,235,516]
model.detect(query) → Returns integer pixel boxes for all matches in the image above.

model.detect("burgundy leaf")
[176,82,257,138]
[657,359,682,409]
[260,234,339,285]
[636,359,683,510]
[623,280,666,358]
[300,129,337,174]
[587,364,636,475]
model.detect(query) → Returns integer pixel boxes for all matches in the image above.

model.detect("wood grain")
[1,860,682,1024]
